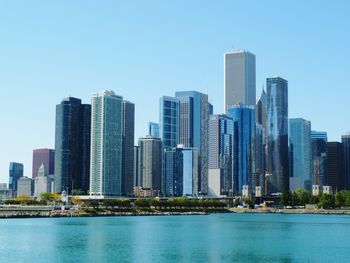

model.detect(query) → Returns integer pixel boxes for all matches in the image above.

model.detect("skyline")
[1,1,350,183]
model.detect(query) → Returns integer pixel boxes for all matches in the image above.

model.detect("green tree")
[15,194,31,205]
[294,188,311,206]
[281,190,293,207]
[335,190,347,207]
[318,194,335,209]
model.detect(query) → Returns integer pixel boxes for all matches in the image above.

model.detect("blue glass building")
[227,105,255,194]
[9,162,24,193]
[289,118,312,191]
[342,133,350,189]
[148,122,160,138]
[159,96,180,148]
[266,77,289,193]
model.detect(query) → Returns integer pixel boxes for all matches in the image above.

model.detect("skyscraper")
[227,105,255,194]
[289,118,312,191]
[327,142,345,191]
[90,91,123,197]
[138,136,162,193]
[121,100,135,196]
[342,133,350,189]
[54,97,91,193]
[181,147,199,196]
[163,147,183,196]
[266,77,289,193]
[175,91,209,195]
[224,50,256,112]
[148,122,160,138]
[9,162,23,193]
[159,96,180,148]
[311,131,328,187]
[32,149,55,178]
[208,114,234,195]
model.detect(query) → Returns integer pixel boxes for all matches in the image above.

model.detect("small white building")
[255,186,262,198]
[312,185,320,196]
[242,185,250,198]
[323,185,332,195]
[208,169,222,197]
[34,164,54,198]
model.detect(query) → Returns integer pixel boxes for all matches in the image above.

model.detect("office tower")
[175,91,209,195]
[266,77,289,193]
[159,96,180,148]
[138,136,162,194]
[327,142,345,191]
[311,131,328,187]
[224,50,256,112]
[34,164,54,197]
[227,105,255,194]
[90,90,123,197]
[163,147,183,196]
[256,88,267,129]
[180,147,199,196]
[208,114,234,196]
[208,103,214,115]
[32,149,55,178]
[55,97,91,193]
[9,162,23,193]
[342,133,350,189]
[121,100,135,196]
[17,177,34,197]
[148,122,160,138]
[289,118,312,191]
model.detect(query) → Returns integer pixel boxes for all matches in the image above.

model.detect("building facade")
[9,162,23,193]
[121,100,135,196]
[224,50,256,112]
[266,77,289,193]
[289,118,312,191]
[90,91,123,197]
[54,97,91,193]
[342,133,350,189]
[159,96,180,148]
[327,142,345,191]
[32,149,55,178]
[17,177,34,197]
[311,131,328,187]
[148,122,160,138]
[175,91,209,195]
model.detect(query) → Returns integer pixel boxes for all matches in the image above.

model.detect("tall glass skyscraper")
[175,91,209,195]
[266,77,289,193]
[54,97,91,193]
[148,122,160,138]
[208,114,234,195]
[227,105,255,194]
[9,162,23,193]
[32,148,55,178]
[138,136,162,194]
[327,142,345,191]
[224,50,256,112]
[121,100,135,196]
[90,91,123,197]
[181,147,199,196]
[159,96,180,148]
[341,133,350,189]
[289,118,312,191]
[311,131,328,187]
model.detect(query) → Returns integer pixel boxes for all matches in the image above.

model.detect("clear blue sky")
[1,0,349,183]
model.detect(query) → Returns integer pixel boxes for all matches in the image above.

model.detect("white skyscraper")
[90,90,123,197]
[224,50,256,112]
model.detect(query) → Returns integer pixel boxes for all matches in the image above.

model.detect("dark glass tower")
[121,100,135,196]
[9,162,24,193]
[266,77,289,193]
[342,133,350,189]
[311,131,327,187]
[327,142,345,191]
[54,97,91,193]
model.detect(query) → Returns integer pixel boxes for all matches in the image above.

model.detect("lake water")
[1,213,350,262]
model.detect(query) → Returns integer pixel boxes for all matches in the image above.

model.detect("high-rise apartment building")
[159,96,180,148]
[224,50,256,112]
[227,105,255,194]
[175,91,209,195]
[342,133,350,189]
[266,77,289,193]
[54,97,91,193]
[311,131,328,187]
[121,100,135,196]
[90,91,123,197]
[9,162,23,193]
[289,118,312,191]
[32,149,55,178]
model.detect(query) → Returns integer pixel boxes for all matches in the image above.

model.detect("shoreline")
[230,207,350,215]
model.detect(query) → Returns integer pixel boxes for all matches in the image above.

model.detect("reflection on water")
[1,214,350,262]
